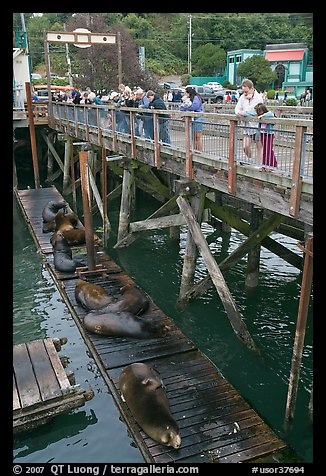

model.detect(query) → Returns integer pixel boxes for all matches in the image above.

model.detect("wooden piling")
[69,138,77,212]
[177,196,258,352]
[245,205,264,289]
[284,233,313,431]
[179,191,205,301]
[116,165,133,244]
[63,135,71,195]
[25,82,40,189]
[79,150,96,270]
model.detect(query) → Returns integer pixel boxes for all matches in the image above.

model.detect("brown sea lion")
[83,310,168,339]
[119,363,181,449]
[98,284,150,315]
[55,209,79,233]
[42,199,67,223]
[51,229,100,247]
[75,279,113,311]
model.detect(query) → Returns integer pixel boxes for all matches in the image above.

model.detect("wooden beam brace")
[130,214,186,233]
[177,196,258,352]
[206,197,302,270]
[114,195,179,248]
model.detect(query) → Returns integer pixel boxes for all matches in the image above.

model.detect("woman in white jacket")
[235,79,263,162]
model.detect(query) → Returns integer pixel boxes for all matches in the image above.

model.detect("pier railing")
[49,102,313,182]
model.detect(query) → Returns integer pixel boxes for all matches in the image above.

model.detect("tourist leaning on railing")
[179,86,204,151]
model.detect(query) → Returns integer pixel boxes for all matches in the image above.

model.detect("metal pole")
[79,150,96,271]
[43,32,53,120]
[63,23,73,87]
[117,31,122,85]
[20,13,29,54]
[284,233,313,431]
[189,15,192,76]
[25,82,40,189]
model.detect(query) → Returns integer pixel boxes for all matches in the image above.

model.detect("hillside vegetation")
[14,13,313,89]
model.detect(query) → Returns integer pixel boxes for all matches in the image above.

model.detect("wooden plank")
[43,338,72,394]
[13,343,42,408]
[13,373,21,411]
[26,340,62,401]
[177,195,258,352]
[129,214,186,233]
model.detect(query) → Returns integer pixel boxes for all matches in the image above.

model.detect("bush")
[286,98,298,106]
[181,74,191,86]
[267,89,275,100]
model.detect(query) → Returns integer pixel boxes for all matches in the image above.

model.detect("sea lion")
[42,199,67,223]
[51,229,101,247]
[97,284,150,316]
[119,363,181,449]
[52,231,76,273]
[75,279,113,311]
[83,310,168,339]
[55,209,79,233]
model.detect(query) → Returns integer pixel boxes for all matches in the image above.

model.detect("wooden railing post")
[111,109,117,151]
[153,112,161,168]
[289,125,307,217]
[185,115,193,180]
[228,119,237,195]
[130,111,137,158]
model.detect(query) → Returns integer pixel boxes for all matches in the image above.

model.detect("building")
[226,43,313,97]
[13,30,31,109]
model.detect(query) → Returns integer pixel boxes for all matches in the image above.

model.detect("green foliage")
[236,55,278,91]
[222,80,236,89]
[192,44,226,76]
[286,98,298,106]
[22,12,313,83]
[181,74,191,86]
[267,89,276,99]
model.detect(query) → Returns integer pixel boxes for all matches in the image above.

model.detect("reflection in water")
[14,410,98,459]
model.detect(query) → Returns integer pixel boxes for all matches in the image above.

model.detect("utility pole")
[117,31,122,85]
[20,13,29,54]
[188,14,192,76]
[63,23,73,87]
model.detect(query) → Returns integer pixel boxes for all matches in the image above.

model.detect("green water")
[13,183,313,463]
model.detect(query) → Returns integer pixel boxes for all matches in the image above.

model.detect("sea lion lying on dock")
[55,209,79,232]
[75,279,113,311]
[119,363,181,448]
[83,310,169,339]
[97,284,150,316]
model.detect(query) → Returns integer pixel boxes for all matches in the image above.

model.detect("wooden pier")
[14,185,297,463]
[13,336,93,433]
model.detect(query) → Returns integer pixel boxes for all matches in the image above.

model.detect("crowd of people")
[42,79,298,171]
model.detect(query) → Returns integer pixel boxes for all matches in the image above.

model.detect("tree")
[236,55,277,91]
[192,44,226,76]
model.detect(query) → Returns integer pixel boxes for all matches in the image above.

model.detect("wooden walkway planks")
[13,338,89,433]
[14,186,294,462]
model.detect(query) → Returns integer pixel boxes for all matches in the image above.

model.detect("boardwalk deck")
[14,186,296,463]
[13,337,91,433]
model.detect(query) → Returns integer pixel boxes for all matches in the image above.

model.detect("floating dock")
[13,337,93,433]
[14,186,296,463]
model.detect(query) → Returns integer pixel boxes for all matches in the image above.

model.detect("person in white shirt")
[235,79,263,162]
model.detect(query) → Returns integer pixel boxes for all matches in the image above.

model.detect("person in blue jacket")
[147,90,171,145]
[179,86,204,151]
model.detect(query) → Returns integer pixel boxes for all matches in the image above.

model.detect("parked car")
[187,85,225,103]
[163,81,181,90]
[203,81,223,92]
